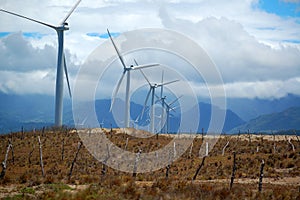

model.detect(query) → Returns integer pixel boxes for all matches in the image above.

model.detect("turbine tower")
[140,70,179,133]
[160,70,165,133]
[107,29,159,128]
[158,95,182,133]
[0,0,82,126]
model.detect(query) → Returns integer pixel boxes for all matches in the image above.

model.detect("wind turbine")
[160,71,165,133]
[140,70,179,133]
[107,29,159,128]
[0,0,81,126]
[158,95,182,133]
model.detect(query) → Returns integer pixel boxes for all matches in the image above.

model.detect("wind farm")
[139,69,179,133]
[0,1,300,199]
[107,29,160,129]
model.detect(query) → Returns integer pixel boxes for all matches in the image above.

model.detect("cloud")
[158,5,300,99]
[0,32,78,95]
[0,0,300,100]
[0,32,56,71]
[0,70,55,95]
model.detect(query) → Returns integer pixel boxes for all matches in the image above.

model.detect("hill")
[226,94,300,121]
[0,92,244,134]
[230,106,300,133]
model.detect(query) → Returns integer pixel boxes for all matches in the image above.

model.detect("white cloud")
[0,32,56,71]
[158,5,300,99]
[0,0,300,100]
[0,70,55,95]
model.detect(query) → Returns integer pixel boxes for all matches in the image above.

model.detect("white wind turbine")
[160,70,165,133]
[158,95,182,133]
[140,69,179,133]
[107,29,159,128]
[0,0,81,126]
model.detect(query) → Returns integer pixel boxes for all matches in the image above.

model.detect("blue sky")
[0,0,300,100]
[259,0,300,17]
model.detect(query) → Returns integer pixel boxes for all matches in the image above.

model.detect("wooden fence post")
[189,141,193,158]
[222,141,230,156]
[205,142,209,157]
[125,138,129,150]
[133,149,142,177]
[68,141,83,179]
[258,160,265,192]
[272,132,276,154]
[248,129,251,144]
[0,142,13,179]
[230,151,237,190]
[102,144,111,176]
[38,136,45,177]
[8,140,14,165]
[288,138,295,152]
[61,138,65,161]
[28,144,35,165]
[192,156,206,181]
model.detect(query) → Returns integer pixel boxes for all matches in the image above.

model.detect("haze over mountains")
[1,92,300,134]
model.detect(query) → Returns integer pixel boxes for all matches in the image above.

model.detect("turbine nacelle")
[57,23,70,31]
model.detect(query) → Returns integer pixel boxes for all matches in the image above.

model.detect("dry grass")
[0,128,299,199]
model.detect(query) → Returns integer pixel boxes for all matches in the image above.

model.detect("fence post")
[125,138,129,150]
[38,136,45,177]
[230,151,237,190]
[288,138,295,152]
[102,144,111,176]
[192,156,206,181]
[222,141,230,156]
[68,141,83,179]
[189,141,193,158]
[61,138,65,161]
[258,159,265,192]
[28,144,35,165]
[133,149,142,177]
[0,142,13,179]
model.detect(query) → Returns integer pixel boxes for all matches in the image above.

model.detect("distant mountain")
[0,92,72,133]
[0,92,244,134]
[230,106,300,133]
[226,94,300,121]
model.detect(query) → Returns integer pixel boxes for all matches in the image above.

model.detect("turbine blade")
[158,79,179,87]
[63,54,72,98]
[110,72,125,112]
[139,69,151,86]
[154,94,160,100]
[134,59,139,66]
[169,95,183,106]
[132,63,159,70]
[154,93,162,104]
[141,88,152,118]
[107,29,127,69]
[60,0,82,24]
[161,70,164,98]
[0,9,56,29]
[170,106,178,112]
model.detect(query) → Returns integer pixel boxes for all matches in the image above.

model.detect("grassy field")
[0,128,299,199]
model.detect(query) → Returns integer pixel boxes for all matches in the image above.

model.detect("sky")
[0,0,300,100]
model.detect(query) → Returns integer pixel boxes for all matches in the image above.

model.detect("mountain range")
[230,106,300,133]
[0,92,300,134]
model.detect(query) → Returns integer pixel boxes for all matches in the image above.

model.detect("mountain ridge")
[229,106,300,133]
[0,92,244,134]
